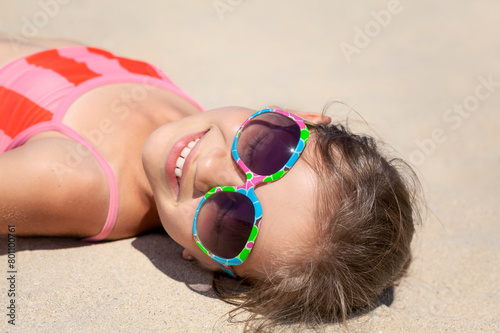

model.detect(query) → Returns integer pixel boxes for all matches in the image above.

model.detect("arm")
[0,136,108,238]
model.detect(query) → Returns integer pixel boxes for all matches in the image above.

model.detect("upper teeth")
[175,139,199,179]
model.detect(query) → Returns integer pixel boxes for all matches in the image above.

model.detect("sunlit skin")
[0,34,331,276]
[142,107,327,277]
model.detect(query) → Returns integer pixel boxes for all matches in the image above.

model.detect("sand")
[1,1,499,332]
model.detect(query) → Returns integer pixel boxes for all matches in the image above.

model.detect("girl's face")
[142,107,318,277]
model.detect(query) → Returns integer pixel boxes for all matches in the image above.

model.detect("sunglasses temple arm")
[217,263,237,278]
[303,119,318,128]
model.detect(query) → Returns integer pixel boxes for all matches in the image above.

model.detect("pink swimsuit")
[0,46,203,241]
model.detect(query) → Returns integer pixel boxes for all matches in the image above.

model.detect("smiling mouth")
[175,138,199,180]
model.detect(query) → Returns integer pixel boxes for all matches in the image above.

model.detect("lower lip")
[164,131,206,198]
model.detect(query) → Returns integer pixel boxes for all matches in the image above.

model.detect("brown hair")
[212,118,421,332]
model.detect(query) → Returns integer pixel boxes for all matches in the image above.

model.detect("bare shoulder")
[0,135,108,237]
[0,33,83,68]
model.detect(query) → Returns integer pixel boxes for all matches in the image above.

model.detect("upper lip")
[165,131,206,200]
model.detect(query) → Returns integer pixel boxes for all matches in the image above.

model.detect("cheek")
[161,202,223,272]
[158,201,199,248]
[191,250,220,271]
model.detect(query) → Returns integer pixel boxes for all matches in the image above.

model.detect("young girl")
[0,37,419,330]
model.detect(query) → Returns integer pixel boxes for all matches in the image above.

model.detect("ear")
[182,248,194,261]
[269,106,331,124]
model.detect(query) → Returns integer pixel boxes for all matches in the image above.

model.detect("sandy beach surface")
[1,1,499,332]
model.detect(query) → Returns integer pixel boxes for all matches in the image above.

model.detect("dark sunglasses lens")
[237,113,301,175]
[197,191,255,259]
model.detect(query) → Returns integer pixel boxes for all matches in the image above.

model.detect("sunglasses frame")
[192,108,311,276]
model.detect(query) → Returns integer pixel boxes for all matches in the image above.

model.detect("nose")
[194,146,246,194]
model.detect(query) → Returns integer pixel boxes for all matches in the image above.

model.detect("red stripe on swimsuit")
[0,46,203,240]
[0,87,53,138]
[87,47,163,79]
[26,49,102,85]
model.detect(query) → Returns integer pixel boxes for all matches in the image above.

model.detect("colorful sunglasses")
[192,109,312,277]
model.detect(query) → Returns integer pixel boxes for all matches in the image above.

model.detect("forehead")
[234,146,319,277]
